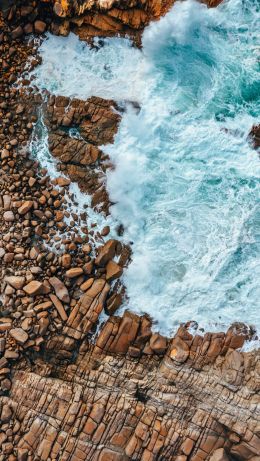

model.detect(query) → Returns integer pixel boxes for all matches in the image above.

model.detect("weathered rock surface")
[44,94,120,212]
[0,2,259,461]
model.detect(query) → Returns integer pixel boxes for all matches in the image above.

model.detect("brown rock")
[3,211,15,222]
[61,254,71,268]
[23,281,44,296]
[95,239,117,266]
[209,448,230,461]
[5,276,25,290]
[80,278,94,291]
[11,26,23,39]
[65,267,84,278]
[18,201,33,215]
[150,333,167,354]
[34,20,47,34]
[106,260,123,281]
[10,328,29,345]
[49,294,68,321]
[56,176,71,186]
[49,276,70,303]
[170,337,190,363]
[0,405,12,423]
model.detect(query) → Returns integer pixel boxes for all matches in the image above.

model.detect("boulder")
[150,333,168,355]
[95,239,117,266]
[106,260,123,281]
[170,337,190,363]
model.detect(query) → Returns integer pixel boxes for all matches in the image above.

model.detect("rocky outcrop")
[0,318,259,460]
[43,94,121,212]
[0,2,259,461]
[2,0,224,42]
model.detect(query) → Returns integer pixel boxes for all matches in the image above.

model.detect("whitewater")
[31,0,260,335]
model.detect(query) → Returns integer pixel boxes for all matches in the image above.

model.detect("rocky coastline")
[0,1,259,460]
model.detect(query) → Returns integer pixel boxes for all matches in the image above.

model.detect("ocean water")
[31,0,260,335]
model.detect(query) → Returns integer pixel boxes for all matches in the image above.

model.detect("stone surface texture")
[0,1,259,461]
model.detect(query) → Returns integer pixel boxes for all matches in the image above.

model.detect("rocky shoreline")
[0,1,259,460]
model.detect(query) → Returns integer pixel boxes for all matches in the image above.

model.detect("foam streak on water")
[32,0,260,335]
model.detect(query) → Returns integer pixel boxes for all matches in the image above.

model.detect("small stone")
[170,337,190,363]
[18,200,33,215]
[61,254,71,268]
[1,149,9,159]
[34,20,47,34]
[5,276,25,290]
[10,328,28,345]
[3,211,14,222]
[66,267,84,278]
[101,225,110,236]
[16,104,24,115]
[24,23,34,35]
[1,378,11,392]
[28,177,36,187]
[0,404,12,423]
[80,278,94,291]
[49,276,70,303]
[23,281,44,296]
[49,294,68,321]
[11,26,23,39]
[56,176,71,187]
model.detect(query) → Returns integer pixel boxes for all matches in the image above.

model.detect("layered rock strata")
[0,2,260,461]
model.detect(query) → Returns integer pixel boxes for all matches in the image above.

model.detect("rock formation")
[0,1,259,461]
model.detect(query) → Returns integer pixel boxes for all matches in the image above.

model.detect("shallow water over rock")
[32,0,260,335]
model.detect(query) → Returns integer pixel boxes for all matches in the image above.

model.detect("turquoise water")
[32,0,260,334]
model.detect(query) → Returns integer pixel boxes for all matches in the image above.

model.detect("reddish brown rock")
[23,281,44,296]
[65,267,84,278]
[150,333,167,354]
[95,239,117,266]
[34,20,46,34]
[9,328,28,345]
[49,276,70,303]
[18,200,33,215]
[106,260,123,281]
[170,336,190,363]
[5,276,25,290]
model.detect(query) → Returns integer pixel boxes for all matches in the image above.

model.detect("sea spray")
[31,0,260,335]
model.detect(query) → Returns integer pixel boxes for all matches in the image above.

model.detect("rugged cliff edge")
[0,1,259,461]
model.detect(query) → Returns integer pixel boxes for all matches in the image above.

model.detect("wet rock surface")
[0,1,259,460]
[44,94,121,213]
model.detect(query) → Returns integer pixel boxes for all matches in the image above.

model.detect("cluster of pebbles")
[0,20,126,398]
